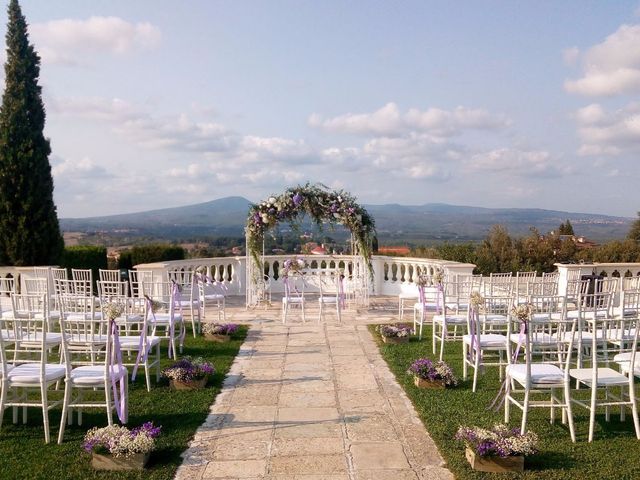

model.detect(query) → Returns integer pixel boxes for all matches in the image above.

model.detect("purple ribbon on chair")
[171,281,186,353]
[109,317,127,423]
[132,296,154,381]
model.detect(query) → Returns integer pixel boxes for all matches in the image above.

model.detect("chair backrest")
[97,280,128,298]
[0,277,16,313]
[528,294,567,321]
[622,276,640,291]
[517,315,577,387]
[32,267,51,279]
[99,269,121,282]
[23,277,49,295]
[620,289,640,319]
[50,267,68,281]
[283,274,305,299]
[71,269,92,282]
[167,270,193,287]
[9,293,52,363]
[486,272,513,297]
[129,270,153,298]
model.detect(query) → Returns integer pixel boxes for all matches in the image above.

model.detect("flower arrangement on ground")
[282,256,306,276]
[408,357,458,387]
[162,356,215,389]
[378,324,412,338]
[202,323,239,336]
[245,183,376,277]
[455,424,538,458]
[377,324,412,343]
[83,422,161,461]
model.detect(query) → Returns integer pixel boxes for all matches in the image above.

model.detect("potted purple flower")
[83,422,161,470]
[377,324,412,344]
[407,358,458,389]
[161,356,215,390]
[455,424,538,473]
[202,323,238,342]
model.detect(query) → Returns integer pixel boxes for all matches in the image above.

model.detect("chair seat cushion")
[118,335,161,349]
[203,294,224,301]
[569,367,629,386]
[8,363,66,383]
[318,296,338,303]
[70,364,128,385]
[463,333,507,348]
[17,332,62,345]
[509,332,555,345]
[507,363,564,385]
[283,297,305,304]
[433,314,467,325]
[151,313,183,323]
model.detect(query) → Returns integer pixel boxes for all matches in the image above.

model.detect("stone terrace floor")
[175,296,453,480]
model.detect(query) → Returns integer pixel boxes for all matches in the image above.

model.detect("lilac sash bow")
[109,317,127,423]
[132,296,153,380]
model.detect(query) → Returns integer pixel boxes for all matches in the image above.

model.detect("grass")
[0,327,247,480]
[371,325,640,480]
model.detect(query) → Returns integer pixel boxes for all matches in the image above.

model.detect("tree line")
[412,215,640,275]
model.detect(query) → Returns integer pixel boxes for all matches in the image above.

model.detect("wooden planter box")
[382,335,409,344]
[92,452,150,471]
[414,376,445,389]
[465,447,524,473]
[204,333,231,343]
[170,377,208,391]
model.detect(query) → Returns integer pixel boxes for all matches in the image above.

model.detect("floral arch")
[245,183,376,307]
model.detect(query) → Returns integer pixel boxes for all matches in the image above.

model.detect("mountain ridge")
[60,196,633,242]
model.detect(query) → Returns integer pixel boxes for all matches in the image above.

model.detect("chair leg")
[0,382,6,430]
[588,382,597,442]
[565,383,576,443]
[58,381,72,444]
[463,342,468,380]
[105,379,113,426]
[41,383,50,444]
[521,389,530,434]
[144,360,151,392]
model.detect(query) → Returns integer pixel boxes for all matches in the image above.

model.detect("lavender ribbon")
[468,306,482,365]
[171,282,186,353]
[109,317,126,423]
[338,274,346,309]
[131,296,153,381]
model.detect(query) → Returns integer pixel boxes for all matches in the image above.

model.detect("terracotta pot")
[170,377,208,391]
[465,447,524,473]
[414,376,445,389]
[382,335,409,344]
[204,333,231,343]
[91,452,150,470]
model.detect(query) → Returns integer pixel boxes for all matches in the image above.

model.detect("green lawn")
[0,327,247,480]
[371,325,640,480]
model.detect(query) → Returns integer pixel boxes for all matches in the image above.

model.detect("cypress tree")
[0,0,63,266]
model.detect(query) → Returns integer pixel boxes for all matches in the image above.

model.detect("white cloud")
[563,46,580,66]
[565,24,640,96]
[467,148,569,178]
[309,102,510,137]
[31,16,161,65]
[574,101,640,155]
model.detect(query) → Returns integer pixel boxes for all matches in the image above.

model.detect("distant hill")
[60,196,633,243]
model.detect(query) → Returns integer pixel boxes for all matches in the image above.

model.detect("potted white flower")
[455,424,538,473]
[377,324,412,344]
[83,422,161,470]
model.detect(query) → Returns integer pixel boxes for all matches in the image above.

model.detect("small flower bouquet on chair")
[407,358,458,389]
[377,324,412,344]
[455,424,537,473]
[83,422,161,470]
[162,356,215,390]
[202,323,238,342]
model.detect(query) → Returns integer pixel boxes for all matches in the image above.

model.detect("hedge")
[118,244,185,269]
[60,246,108,288]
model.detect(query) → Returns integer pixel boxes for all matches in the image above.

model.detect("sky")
[4,1,640,218]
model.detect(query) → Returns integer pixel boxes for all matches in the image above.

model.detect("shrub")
[60,246,107,288]
[126,244,185,266]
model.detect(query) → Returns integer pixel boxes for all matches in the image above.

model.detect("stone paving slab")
[175,301,453,480]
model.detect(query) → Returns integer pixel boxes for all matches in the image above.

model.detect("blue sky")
[6,1,640,217]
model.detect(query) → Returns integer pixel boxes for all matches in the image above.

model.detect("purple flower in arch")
[292,192,303,206]
[253,212,262,225]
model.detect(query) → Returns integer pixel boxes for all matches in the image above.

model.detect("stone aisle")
[175,317,453,480]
